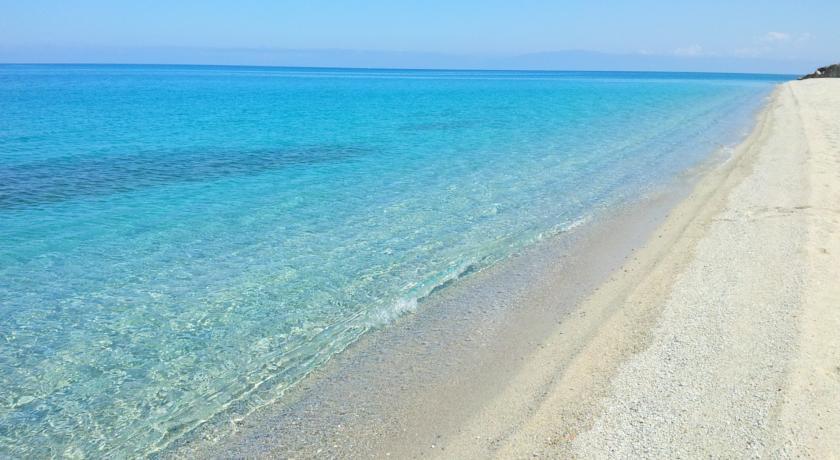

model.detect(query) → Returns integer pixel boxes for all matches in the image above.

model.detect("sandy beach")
[433,79,840,458]
[5,3,840,458]
[177,79,840,459]
[451,79,840,458]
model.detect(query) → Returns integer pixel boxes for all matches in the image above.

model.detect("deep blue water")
[0,65,788,456]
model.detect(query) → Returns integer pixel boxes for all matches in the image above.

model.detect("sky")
[1,0,838,73]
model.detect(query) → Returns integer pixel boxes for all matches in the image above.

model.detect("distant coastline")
[0,46,820,75]
[0,61,800,80]
[799,62,840,79]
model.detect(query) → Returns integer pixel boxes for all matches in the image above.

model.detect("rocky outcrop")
[799,64,840,80]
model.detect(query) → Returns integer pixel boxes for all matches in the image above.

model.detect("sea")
[0,64,789,457]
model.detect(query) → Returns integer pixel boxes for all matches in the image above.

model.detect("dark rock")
[799,64,840,80]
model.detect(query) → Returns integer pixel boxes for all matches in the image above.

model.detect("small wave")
[364,261,482,328]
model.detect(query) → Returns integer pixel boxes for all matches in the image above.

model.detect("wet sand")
[171,161,696,458]
[174,80,840,458]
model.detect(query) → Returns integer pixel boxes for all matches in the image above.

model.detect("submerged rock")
[799,64,840,80]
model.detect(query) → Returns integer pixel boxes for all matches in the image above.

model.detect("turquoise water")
[0,65,786,457]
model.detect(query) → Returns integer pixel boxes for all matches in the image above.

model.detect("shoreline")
[170,93,768,457]
[175,80,840,458]
[171,167,699,458]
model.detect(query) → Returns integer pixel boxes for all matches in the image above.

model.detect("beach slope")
[177,80,839,459]
[492,79,840,457]
[572,81,840,458]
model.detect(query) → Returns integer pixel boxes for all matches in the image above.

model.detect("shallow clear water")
[0,65,787,457]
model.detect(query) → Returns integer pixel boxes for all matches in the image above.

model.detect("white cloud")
[796,32,815,42]
[747,32,815,55]
[733,47,765,58]
[674,44,703,56]
[762,31,791,43]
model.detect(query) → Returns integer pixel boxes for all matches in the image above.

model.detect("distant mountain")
[490,50,817,74]
[0,45,823,75]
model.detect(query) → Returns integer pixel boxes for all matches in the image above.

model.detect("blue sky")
[1,0,838,73]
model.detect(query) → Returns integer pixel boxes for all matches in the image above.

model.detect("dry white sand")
[429,80,840,458]
[567,80,840,458]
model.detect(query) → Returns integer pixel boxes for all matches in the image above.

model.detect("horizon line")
[0,61,802,77]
